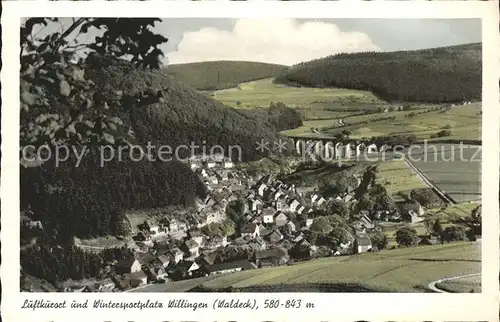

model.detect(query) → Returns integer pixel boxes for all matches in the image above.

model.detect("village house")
[223,160,234,169]
[154,254,171,268]
[359,214,375,230]
[402,209,424,223]
[202,260,255,276]
[20,211,44,230]
[266,229,284,244]
[310,193,327,207]
[116,257,142,274]
[206,175,219,185]
[257,183,267,197]
[142,220,160,235]
[285,220,297,233]
[161,218,188,238]
[249,216,261,224]
[206,160,216,169]
[274,197,289,212]
[182,239,200,257]
[188,229,205,246]
[134,231,152,244]
[214,170,229,182]
[199,168,209,178]
[274,211,289,227]
[301,216,314,229]
[122,270,148,288]
[175,260,200,278]
[94,278,116,292]
[400,200,425,217]
[144,266,168,282]
[288,199,301,213]
[249,198,264,213]
[205,234,228,250]
[197,252,216,267]
[254,248,289,267]
[167,248,184,264]
[353,233,372,254]
[248,238,267,251]
[343,194,355,203]
[240,223,260,239]
[261,207,276,224]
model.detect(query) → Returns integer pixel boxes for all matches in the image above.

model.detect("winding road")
[427,273,481,293]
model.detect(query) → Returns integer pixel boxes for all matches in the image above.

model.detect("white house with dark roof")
[241,223,260,239]
[182,239,200,257]
[261,207,276,224]
[274,212,288,227]
[249,198,264,212]
[167,247,184,264]
[274,198,289,212]
[289,199,301,212]
[353,233,372,254]
[257,183,267,197]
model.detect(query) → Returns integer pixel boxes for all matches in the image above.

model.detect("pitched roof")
[125,270,147,280]
[262,207,277,217]
[241,223,258,233]
[255,248,287,259]
[205,260,256,273]
[157,255,170,264]
[355,233,372,246]
[189,230,204,237]
[184,239,199,249]
[116,256,138,268]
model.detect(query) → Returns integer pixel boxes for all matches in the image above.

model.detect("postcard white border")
[2,1,499,321]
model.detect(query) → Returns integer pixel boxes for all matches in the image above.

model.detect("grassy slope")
[214,77,379,108]
[274,43,481,103]
[320,103,481,141]
[375,160,427,197]
[134,242,480,292]
[165,61,288,91]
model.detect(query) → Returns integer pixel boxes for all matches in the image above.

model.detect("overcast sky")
[32,18,481,66]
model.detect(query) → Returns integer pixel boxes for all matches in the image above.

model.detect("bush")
[410,188,442,208]
[437,129,452,137]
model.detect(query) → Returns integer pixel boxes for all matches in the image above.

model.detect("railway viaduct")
[290,137,391,160]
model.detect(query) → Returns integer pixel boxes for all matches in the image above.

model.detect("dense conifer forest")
[274,43,482,103]
[165,61,288,90]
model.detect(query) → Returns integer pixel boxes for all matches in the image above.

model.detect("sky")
[30,18,481,66]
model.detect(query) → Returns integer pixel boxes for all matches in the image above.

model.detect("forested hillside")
[274,43,481,103]
[21,54,288,241]
[165,61,288,90]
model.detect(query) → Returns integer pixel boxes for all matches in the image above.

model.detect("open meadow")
[373,145,481,203]
[406,144,481,202]
[132,242,480,293]
[319,104,481,141]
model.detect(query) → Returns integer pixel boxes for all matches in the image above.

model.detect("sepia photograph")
[17,16,484,294]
